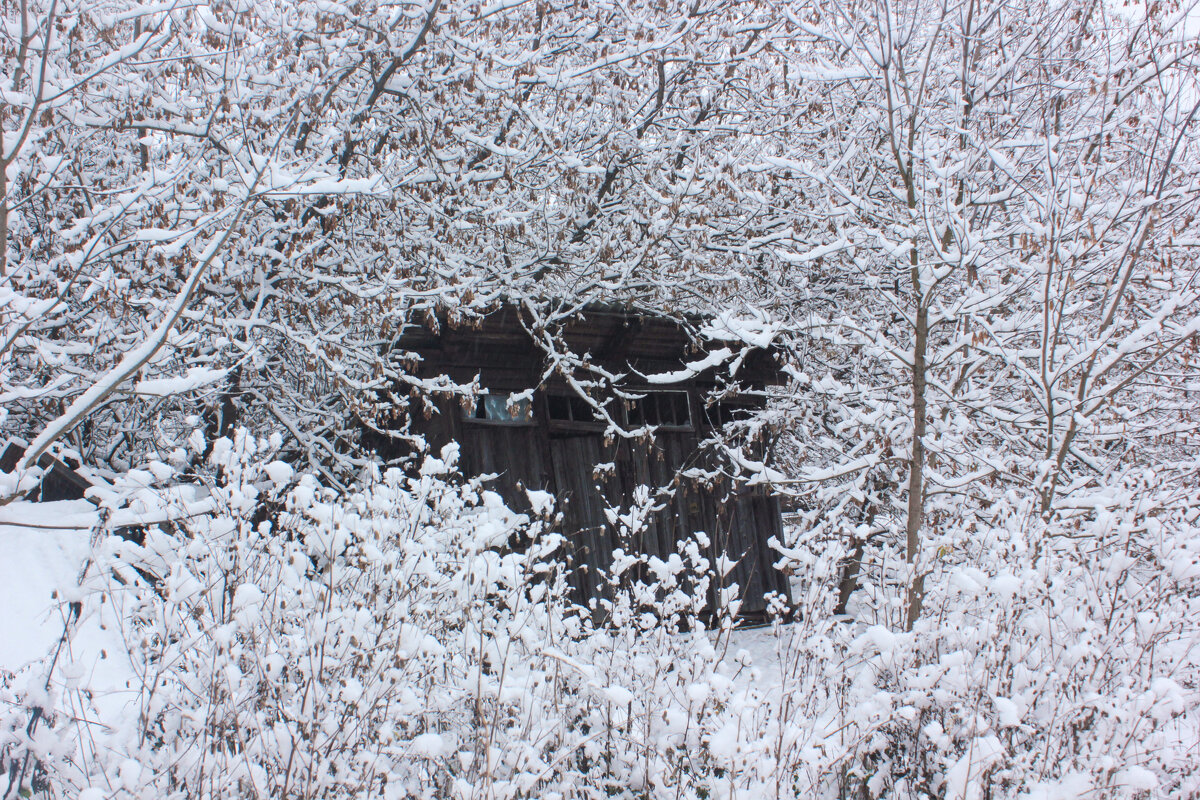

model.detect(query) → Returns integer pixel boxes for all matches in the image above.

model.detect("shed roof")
[395,302,781,390]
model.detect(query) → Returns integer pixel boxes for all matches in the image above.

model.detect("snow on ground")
[719,622,800,691]
[0,500,139,734]
[0,500,97,670]
[0,485,219,672]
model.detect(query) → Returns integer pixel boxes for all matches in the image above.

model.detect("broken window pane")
[466,394,533,423]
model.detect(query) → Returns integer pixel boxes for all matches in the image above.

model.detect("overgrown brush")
[2,435,1197,799]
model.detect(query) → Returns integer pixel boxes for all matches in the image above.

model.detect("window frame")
[623,388,694,432]
[461,392,536,426]
[544,392,609,431]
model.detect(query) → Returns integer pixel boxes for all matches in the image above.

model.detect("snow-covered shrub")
[0,671,60,799]
[9,432,1196,800]
[771,474,1200,800]
[70,430,576,798]
[4,430,786,800]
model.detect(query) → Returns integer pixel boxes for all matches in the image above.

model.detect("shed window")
[546,394,600,424]
[465,394,533,424]
[626,390,692,429]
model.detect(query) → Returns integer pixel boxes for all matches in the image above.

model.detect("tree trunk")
[905,262,928,631]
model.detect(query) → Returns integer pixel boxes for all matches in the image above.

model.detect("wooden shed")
[371,303,791,622]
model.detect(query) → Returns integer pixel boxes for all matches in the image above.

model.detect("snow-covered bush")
[768,474,1200,800]
[5,433,1198,800]
[53,431,567,798]
[1,431,781,799]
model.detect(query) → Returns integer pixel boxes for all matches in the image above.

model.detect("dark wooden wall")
[373,305,792,621]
